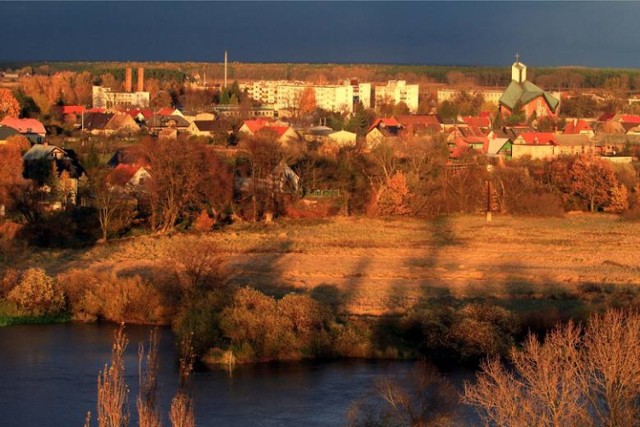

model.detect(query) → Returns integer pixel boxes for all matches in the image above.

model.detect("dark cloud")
[1,1,639,67]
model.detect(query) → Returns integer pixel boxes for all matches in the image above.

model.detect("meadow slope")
[21,214,640,317]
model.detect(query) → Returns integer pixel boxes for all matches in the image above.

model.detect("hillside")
[22,214,640,317]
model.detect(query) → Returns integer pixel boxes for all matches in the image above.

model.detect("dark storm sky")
[1,1,639,68]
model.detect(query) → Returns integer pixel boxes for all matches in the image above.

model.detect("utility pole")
[224,50,228,89]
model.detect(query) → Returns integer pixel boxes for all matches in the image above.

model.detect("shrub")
[7,268,65,316]
[59,269,169,324]
[220,287,335,362]
[192,210,215,232]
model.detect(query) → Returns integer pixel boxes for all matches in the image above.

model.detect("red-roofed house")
[0,117,46,144]
[512,132,557,159]
[238,119,274,135]
[461,116,491,129]
[255,125,299,145]
[61,106,85,115]
[127,109,154,122]
[156,107,182,117]
[396,115,443,136]
[366,117,402,146]
[563,119,594,138]
[109,163,151,189]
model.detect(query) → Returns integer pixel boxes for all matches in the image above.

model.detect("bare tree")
[97,324,130,427]
[137,329,161,427]
[348,361,459,427]
[464,310,640,427]
[170,334,195,427]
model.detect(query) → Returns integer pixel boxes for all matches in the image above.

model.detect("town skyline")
[2,2,640,67]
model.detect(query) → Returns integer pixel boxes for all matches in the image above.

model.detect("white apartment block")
[436,88,503,105]
[243,80,371,114]
[92,86,150,109]
[374,80,419,113]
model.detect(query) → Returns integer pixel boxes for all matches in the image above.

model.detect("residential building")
[0,117,46,144]
[511,132,557,159]
[374,80,419,113]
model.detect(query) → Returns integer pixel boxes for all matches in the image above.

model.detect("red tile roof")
[563,119,593,134]
[127,109,154,120]
[87,107,106,113]
[156,107,178,116]
[0,117,46,135]
[620,114,640,124]
[242,119,273,134]
[257,125,290,138]
[109,163,147,186]
[368,117,401,133]
[517,132,557,145]
[62,105,85,115]
[461,116,491,128]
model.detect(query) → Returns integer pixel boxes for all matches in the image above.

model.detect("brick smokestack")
[137,67,144,92]
[125,67,132,93]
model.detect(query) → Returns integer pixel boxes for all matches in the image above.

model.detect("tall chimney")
[137,67,144,92]
[125,67,132,93]
[224,50,228,89]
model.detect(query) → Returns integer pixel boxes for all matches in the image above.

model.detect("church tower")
[511,53,527,83]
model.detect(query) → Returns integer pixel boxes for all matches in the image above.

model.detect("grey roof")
[499,80,560,112]
[555,134,594,147]
[23,144,62,161]
[147,114,190,128]
[0,125,19,140]
[84,113,114,131]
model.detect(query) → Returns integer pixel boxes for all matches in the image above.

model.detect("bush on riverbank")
[59,269,172,324]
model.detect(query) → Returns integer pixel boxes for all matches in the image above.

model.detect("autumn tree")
[569,155,618,212]
[5,134,31,153]
[144,137,200,233]
[0,88,20,119]
[298,87,317,117]
[605,183,629,214]
[90,168,136,241]
[464,310,640,427]
[237,133,285,221]
[0,144,29,217]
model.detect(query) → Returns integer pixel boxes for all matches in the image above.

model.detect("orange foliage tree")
[569,155,617,212]
[0,88,20,119]
[0,144,28,214]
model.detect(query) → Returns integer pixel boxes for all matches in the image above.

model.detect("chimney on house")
[137,67,144,92]
[125,68,133,93]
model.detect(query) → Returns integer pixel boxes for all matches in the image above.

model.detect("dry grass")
[14,213,640,316]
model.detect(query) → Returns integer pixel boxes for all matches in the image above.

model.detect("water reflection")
[0,324,426,427]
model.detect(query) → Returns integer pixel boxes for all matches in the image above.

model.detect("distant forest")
[3,61,640,91]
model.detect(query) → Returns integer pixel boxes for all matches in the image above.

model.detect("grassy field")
[18,213,640,318]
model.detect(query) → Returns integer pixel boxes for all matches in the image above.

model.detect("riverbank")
[4,214,640,364]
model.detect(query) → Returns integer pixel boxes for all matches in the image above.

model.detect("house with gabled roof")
[83,112,140,135]
[0,117,46,144]
[511,132,558,159]
[23,143,85,208]
[146,114,191,134]
[499,57,560,120]
[555,134,598,156]
[563,119,594,138]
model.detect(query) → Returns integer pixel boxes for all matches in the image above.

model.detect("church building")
[499,55,560,120]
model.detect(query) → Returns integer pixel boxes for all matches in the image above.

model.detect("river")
[0,323,477,426]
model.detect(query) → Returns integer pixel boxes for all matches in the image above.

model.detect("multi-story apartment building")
[374,80,419,113]
[436,88,504,105]
[243,80,371,113]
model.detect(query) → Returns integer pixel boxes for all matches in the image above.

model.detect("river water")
[0,323,476,426]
